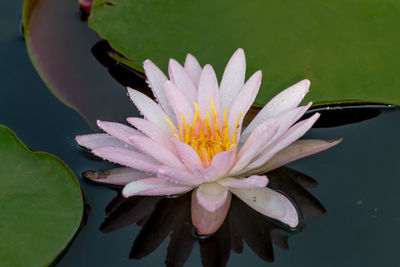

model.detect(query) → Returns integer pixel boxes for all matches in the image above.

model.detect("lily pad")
[0,125,83,266]
[89,0,400,106]
[23,0,139,130]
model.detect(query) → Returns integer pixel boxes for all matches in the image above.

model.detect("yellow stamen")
[166,99,241,167]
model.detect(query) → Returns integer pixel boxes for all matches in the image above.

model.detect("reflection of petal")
[99,166,326,264]
[192,190,231,235]
[271,231,289,250]
[228,196,278,262]
[100,196,161,233]
[166,194,195,267]
[130,194,191,259]
[199,222,231,267]
[231,187,299,228]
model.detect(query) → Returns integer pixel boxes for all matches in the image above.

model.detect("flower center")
[165,99,242,168]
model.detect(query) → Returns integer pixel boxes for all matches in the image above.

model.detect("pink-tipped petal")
[127,88,172,134]
[123,178,192,197]
[218,175,268,189]
[164,81,194,125]
[158,165,203,186]
[83,167,152,186]
[254,139,343,174]
[127,117,176,155]
[191,189,232,235]
[241,102,312,144]
[196,183,229,212]
[128,135,186,171]
[242,79,310,139]
[92,146,160,173]
[211,149,235,177]
[76,134,135,150]
[143,59,175,118]
[184,53,202,86]
[245,113,320,172]
[168,58,197,102]
[230,119,278,174]
[97,120,141,144]
[194,166,220,182]
[231,187,299,228]
[170,138,203,171]
[197,64,220,117]
[228,70,262,138]
[220,48,246,112]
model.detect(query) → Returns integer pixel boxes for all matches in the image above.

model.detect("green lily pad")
[89,0,400,106]
[0,125,83,266]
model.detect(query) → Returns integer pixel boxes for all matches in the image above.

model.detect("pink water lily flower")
[77,49,341,235]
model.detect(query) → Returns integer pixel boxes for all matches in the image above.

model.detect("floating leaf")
[22,0,141,130]
[89,0,400,106]
[0,125,83,266]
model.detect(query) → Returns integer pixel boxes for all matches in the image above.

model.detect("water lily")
[77,49,341,235]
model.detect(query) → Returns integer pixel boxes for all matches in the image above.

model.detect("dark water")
[1,1,400,266]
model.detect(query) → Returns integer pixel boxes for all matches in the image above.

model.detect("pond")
[1,1,400,266]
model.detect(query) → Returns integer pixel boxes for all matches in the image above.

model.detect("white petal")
[83,167,153,186]
[196,183,229,212]
[228,70,262,138]
[250,139,342,174]
[127,88,172,134]
[168,58,197,102]
[123,178,192,197]
[230,119,278,174]
[218,175,268,189]
[76,134,136,150]
[231,187,299,227]
[244,113,320,172]
[184,53,202,87]
[97,120,141,144]
[219,48,246,112]
[164,81,194,125]
[128,135,186,171]
[242,79,310,139]
[143,59,175,118]
[127,117,176,155]
[92,146,160,173]
[197,64,220,117]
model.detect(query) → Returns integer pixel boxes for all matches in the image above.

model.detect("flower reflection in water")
[97,167,325,266]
